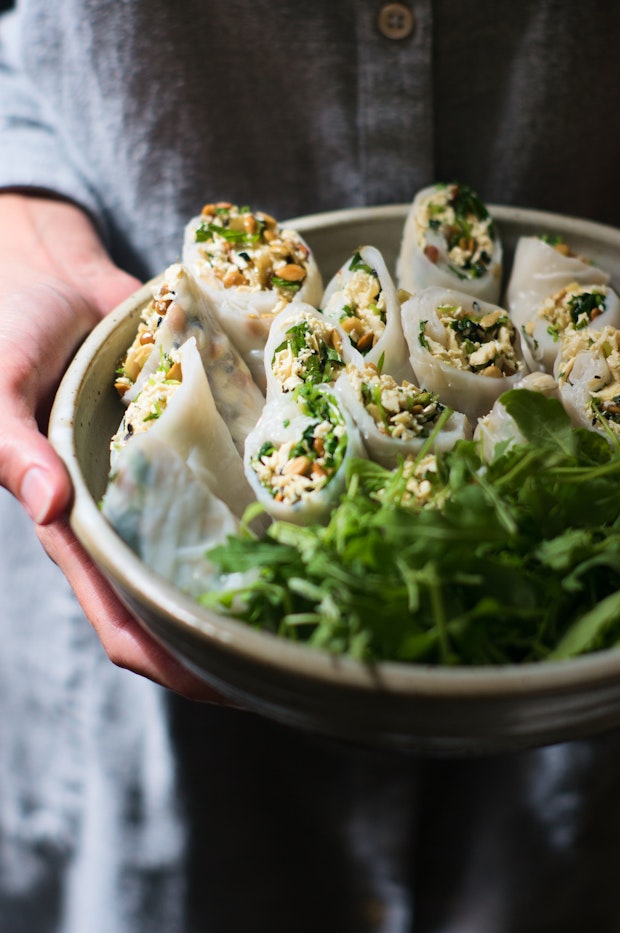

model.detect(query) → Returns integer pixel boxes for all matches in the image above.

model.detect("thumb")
[0,405,73,523]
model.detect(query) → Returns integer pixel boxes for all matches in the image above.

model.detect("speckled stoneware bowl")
[49,204,620,755]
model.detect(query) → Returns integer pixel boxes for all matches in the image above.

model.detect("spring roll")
[102,432,248,599]
[322,245,413,382]
[244,383,365,525]
[520,282,620,373]
[506,234,610,330]
[183,202,323,388]
[474,372,560,461]
[110,337,256,520]
[337,363,472,467]
[116,262,264,452]
[397,182,502,304]
[263,302,352,400]
[401,287,527,424]
[554,325,620,438]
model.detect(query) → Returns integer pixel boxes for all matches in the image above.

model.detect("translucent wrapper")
[110,337,256,520]
[263,302,352,401]
[554,325,620,438]
[102,432,247,600]
[506,235,610,330]
[244,383,365,525]
[397,182,503,304]
[182,203,323,390]
[475,372,560,461]
[118,263,264,453]
[519,282,620,374]
[401,287,528,424]
[337,363,472,467]
[322,245,413,382]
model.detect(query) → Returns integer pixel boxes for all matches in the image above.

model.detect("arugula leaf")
[500,389,577,456]
[203,390,620,667]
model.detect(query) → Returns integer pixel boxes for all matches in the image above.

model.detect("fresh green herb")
[419,320,430,349]
[204,390,620,665]
[348,252,376,276]
[273,321,344,386]
[143,401,163,422]
[272,276,302,291]
[195,221,260,246]
[540,233,565,246]
[568,290,606,327]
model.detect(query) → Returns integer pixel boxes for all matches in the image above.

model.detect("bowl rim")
[49,201,620,701]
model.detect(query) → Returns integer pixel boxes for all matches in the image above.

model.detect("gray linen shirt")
[2,3,620,932]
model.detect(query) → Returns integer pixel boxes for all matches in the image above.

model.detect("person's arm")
[0,192,224,701]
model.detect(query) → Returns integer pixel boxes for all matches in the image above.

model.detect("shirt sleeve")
[0,5,106,232]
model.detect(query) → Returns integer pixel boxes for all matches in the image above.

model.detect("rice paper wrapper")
[401,287,528,425]
[554,325,620,439]
[122,263,264,452]
[397,183,503,305]
[337,364,472,468]
[110,337,256,521]
[322,245,413,383]
[474,372,560,461]
[244,385,365,525]
[519,282,620,374]
[183,213,323,390]
[507,236,610,330]
[263,302,354,401]
[102,432,247,600]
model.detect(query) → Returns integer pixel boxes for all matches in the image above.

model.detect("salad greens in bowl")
[49,203,620,754]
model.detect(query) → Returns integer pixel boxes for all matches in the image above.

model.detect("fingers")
[36,518,230,704]
[0,414,73,523]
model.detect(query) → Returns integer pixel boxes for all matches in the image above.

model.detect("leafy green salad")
[202,390,620,666]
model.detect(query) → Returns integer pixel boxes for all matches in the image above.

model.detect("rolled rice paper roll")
[474,372,560,461]
[263,302,353,401]
[397,182,502,304]
[110,337,256,520]
[519,282,620,374]
[506,234,610,330]
[322,245,413,382]
[102,432,248,600]
[183,202,323,388]
[117,263,264,452]
[554,325,620,439]
[401,287,528,424]
[337,363,472,468]
[244,383,365,525]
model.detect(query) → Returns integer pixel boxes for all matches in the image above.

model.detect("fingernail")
[21,467,55,524]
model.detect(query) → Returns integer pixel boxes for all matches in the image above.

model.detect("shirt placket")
[355,0,435,205]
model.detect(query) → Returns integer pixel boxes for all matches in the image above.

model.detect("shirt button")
[377,3,415,40]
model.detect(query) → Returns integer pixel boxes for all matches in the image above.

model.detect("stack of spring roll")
[101,190,620,601]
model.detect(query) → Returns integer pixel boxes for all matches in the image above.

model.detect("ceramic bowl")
[49,204,620,755]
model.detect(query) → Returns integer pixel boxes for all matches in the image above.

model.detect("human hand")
[0,193,226,701]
